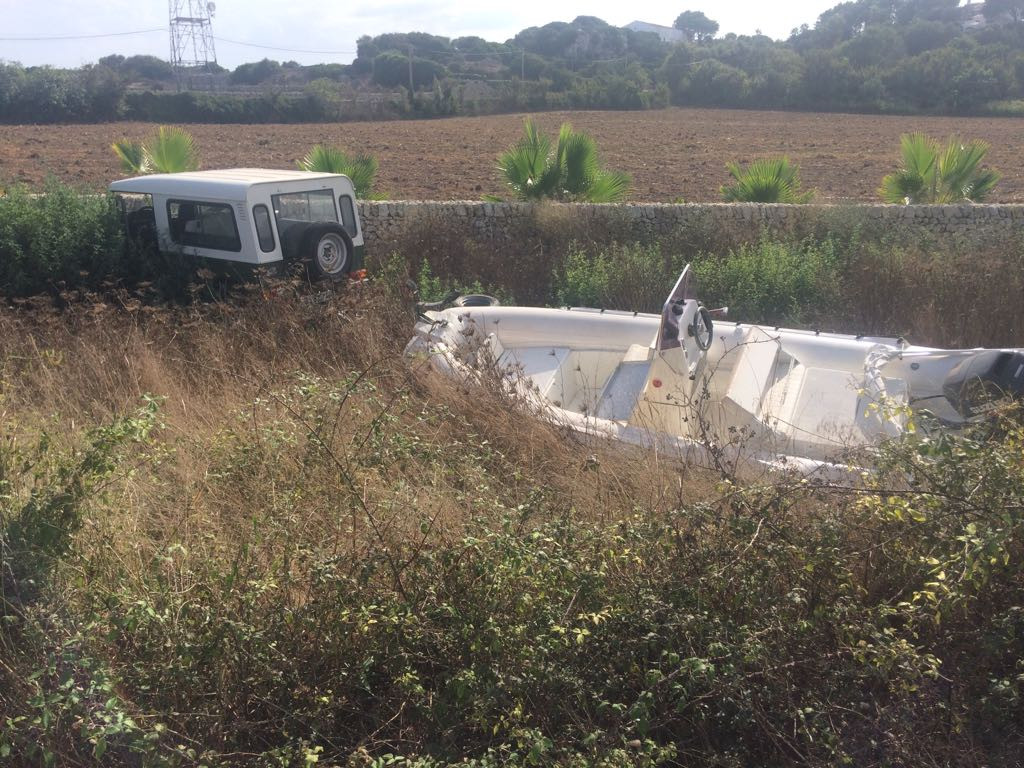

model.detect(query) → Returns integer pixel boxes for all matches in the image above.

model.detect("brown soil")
[2,108,1023,202]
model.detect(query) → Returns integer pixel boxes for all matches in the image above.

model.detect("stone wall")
[357,201,1024,251]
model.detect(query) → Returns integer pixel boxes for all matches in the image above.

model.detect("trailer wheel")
[303,224,354,281]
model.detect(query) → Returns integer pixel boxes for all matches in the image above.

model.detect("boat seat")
[499,346,572,400]
[773,367,867,455]
[722,327,782,421]
[595,344,653,421]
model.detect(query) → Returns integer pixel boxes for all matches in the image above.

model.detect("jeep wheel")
[304,224,354,281]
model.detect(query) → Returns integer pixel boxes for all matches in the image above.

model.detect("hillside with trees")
[1,0,1024,123]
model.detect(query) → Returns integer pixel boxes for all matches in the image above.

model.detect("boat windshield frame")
[656,264,697,351]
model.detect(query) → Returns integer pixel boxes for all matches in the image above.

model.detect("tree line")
[2,0,1024,123]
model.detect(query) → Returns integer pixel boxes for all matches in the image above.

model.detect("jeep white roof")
[108,168,350,198]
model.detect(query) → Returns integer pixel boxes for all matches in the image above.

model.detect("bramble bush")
[1,289,1022,765]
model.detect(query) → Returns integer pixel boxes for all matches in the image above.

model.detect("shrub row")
[5,183,1024,348]
[380,207,1024,349]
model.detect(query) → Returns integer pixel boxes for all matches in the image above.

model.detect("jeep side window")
[167,200,241,252]
[115,192,155,239]
[338,195,358,237]
[253,205,275,252]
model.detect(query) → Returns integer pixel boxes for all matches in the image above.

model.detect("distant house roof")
[961,1,987,28]
[624,21,686,44]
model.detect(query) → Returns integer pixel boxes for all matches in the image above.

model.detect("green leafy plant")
[720,156,814,203]
[553,242,683,312]
[879,132,1000,204]
[495,118,631,203]
[694,235,842,324]
[0,180,126,296]
[297,144,382,198]
[110,140,145,174]
[111,125,199,175]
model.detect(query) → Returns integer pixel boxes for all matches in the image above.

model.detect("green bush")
[553,242,684,312]
[0,181,126,296]
[550,237,844,325]
[693,235,844,325]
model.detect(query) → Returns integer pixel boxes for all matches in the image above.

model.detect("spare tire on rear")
[454,294,500,307]
[301,223,354,281]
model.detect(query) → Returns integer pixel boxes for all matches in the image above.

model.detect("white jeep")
[109,169,366,281]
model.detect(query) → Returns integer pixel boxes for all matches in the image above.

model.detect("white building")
[624,21,687,44]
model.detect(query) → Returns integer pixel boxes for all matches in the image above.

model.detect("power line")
[0,28,164,42]
[213,36,356,55]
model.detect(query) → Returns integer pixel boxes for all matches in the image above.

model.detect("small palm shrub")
[297,144,381,198]
[496,119,631,203]
[879,132,1000,204]
[111,125,199,175]
[720,156,813,203]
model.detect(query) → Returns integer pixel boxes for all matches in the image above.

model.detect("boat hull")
[408,299,1023,477]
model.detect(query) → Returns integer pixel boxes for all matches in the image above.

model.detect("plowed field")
[3,108,1023,202]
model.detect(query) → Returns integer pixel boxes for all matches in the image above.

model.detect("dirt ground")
[2,108,1023,202]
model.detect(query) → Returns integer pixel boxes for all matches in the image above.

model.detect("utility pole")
[408,45,414,92]
[521,51,525,80]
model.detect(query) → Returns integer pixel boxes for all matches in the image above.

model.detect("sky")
[0,0,842,69]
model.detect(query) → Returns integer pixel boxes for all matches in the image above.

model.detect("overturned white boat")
[407,266,1024,476]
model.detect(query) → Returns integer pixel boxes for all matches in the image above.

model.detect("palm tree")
[496,119,631,203]
[111,139,147,174]
[720,156,813,203]
[111,126,199,175]
[297,145,381,199]
[879,133,1000,204]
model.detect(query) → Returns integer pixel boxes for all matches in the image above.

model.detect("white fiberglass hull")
[407,271,1024,477]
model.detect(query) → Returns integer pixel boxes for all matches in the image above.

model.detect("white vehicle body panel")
[109,169,363,266]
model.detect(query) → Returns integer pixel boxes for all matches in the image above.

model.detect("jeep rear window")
[167,200,241,252]
[338,195,358,237]
[271,190,338,225]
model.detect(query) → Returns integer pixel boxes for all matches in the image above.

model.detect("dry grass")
[0,285,707,551]
[3,288,1022,766]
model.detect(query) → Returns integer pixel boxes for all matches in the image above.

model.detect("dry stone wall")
[357,201,1024,250]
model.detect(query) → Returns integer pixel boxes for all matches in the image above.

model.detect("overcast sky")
[1,1,842,69]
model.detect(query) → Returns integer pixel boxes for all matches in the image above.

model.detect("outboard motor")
[942,350,1024,418]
